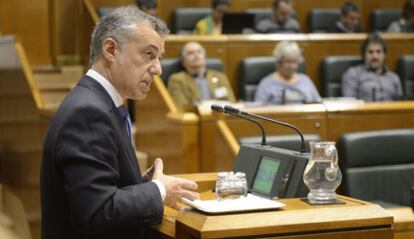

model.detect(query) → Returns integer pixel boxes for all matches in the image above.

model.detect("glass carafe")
[303,142,342,204]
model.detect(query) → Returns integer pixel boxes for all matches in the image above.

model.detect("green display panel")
[252,157,280,194]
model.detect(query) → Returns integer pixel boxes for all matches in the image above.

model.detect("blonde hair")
[272,41,303,63]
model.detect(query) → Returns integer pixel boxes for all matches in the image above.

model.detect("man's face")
[365,43,386,71]
[341,11,360,31]
[274,2,291,24]
[182,42,206,70]
[109,21,164,100]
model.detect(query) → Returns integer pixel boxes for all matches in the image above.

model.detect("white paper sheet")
[182,194,285,214]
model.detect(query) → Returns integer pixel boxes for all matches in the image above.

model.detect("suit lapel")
[79,76,141,179]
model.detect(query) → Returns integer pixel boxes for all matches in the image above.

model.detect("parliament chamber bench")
[84,0,405,34]
[136,71,414,174]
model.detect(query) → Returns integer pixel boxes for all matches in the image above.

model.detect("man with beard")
[341,33,403,102]
[168,41,235,111]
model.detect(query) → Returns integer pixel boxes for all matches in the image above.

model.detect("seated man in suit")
[255,0,300,33]
[168,41,236,111]
[329,2,362,33]
[41,6,199,239]
[342,33,403,101]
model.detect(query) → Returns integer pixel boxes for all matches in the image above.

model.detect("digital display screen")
[252,157,280,194]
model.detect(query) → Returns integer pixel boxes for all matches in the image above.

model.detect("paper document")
[182,193,285,214]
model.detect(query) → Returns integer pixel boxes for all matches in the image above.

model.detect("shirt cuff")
[152,179,166,201]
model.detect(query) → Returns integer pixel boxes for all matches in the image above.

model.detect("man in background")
[342,33,402,101]
[329,2,362,33]
[255,0,300,33]
[168,41,235,111]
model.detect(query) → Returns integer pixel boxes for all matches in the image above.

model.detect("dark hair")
[273,0,291,9]
[360,33,387,59]
[340,2,359,17]
[136,0,157,9]
[212,0,230,9]
[402,0,414,20]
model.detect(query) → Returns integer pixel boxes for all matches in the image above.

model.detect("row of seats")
[239,128,414,208]
[173,8,401,34]
[160,55,414,100]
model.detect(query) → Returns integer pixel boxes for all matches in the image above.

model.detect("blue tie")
[117,106,132,142]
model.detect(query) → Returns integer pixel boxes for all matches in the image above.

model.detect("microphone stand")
[224,105,307,153]
[211,105,267,146]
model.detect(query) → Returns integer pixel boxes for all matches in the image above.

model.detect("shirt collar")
[364,64,388,75]
[86,69,124,107]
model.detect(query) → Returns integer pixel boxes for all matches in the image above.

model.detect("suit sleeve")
[217,73,236,102]
[168,74,191,111]
[55,105,163,234]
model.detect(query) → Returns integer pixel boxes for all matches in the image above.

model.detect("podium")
[151,173,394,239]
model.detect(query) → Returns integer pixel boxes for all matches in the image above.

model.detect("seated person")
[254,41,321,105]
[329,2,362,33]
[193,0,230,35]
[342,33,403,101]
[387,0,414,33]
[168,42,236,111]
[136,0,158,16]
[255,0,300,33]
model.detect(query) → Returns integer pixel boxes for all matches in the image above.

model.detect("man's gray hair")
[90,5,169,62]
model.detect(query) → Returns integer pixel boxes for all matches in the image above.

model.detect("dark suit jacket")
[41,75,163,239]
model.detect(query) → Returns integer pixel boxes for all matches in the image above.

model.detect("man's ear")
[102,37,118,62]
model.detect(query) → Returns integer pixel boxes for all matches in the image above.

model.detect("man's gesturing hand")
[152,158,199,209]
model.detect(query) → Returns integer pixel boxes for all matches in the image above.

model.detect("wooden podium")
[151,173,394,239]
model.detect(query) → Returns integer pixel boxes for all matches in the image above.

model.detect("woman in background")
[254,41,321,105]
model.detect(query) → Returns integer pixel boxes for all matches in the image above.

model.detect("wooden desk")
[325,101,414,142]
[152,173,414,239]
[387,207,414,239]
[154,192,393,239]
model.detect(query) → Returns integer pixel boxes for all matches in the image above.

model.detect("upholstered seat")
[321,56,362,97]
[340,129,414,207]
[173,8,211,34]
[397,55,414,99]
[309,8,341,33]
[370,8,401,32]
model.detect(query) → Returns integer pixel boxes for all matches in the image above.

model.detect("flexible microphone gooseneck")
[211,105,267,146]
[223,105,307,153]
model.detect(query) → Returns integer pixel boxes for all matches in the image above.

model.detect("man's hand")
[151,158,199,209]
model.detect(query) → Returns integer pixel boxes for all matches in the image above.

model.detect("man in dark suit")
[40,5,199,239]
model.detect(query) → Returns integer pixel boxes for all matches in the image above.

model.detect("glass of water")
[215,172,248,201]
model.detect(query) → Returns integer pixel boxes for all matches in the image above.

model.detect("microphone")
[211,105,267,146]
[223,105,307,153]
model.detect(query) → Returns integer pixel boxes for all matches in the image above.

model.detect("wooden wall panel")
[0,0,51,65]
